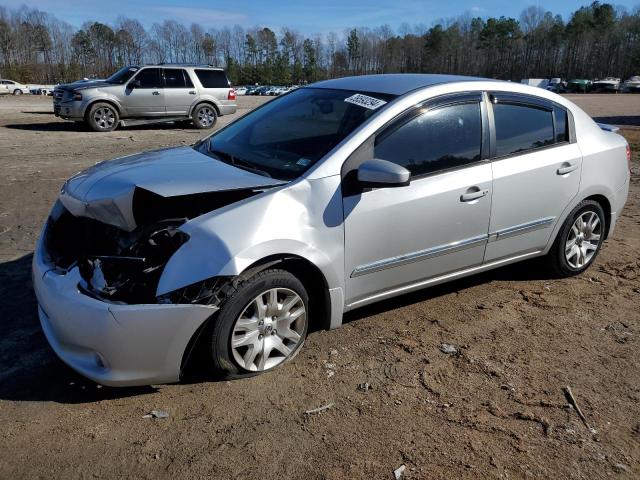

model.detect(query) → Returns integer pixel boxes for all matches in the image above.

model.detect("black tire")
[210,269,309,378]
[191,103,217,129]
[86,102,119,132]
[545,200,606,277]
[13,89,23,95]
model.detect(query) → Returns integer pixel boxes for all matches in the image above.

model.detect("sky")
[3,0,639,34]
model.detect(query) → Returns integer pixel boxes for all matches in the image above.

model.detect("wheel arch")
[544,189,615,256]
[190,100,220,117]
[583,194,611,239]
[240,254,332,331]
[83,98,122,119]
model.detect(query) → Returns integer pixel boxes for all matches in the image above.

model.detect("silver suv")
[52,64,237,132]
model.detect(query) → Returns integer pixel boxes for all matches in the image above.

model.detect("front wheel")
[191,104,217,129]
[545,200,605,277]
[209,269,309,378]
[86,102,119,132]
[13,89,23,95]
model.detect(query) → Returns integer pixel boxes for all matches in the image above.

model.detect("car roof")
[309,73,495,96]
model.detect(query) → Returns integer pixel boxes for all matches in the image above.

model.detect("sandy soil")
[0,94,638,479]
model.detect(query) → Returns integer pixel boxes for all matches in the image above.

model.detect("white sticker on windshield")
[344,93,387,110]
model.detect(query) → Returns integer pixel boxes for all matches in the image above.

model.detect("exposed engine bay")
[44,186,267,304]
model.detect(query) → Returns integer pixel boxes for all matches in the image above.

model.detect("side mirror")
[357,159,410,188]
[128,80,141,89]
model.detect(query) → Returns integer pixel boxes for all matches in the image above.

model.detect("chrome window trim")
[490,216,556,241]
[351,234,488,278]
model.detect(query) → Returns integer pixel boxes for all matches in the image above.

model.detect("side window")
[554,108,568,143]
[132,68,162,89]
[194,69,229,88]
[493,103,554,157]
[374,102,482,177]
[163,69,193,88]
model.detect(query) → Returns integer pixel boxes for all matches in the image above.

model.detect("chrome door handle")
[188,91,196,95]
[152,91,160,95]
[557,163,578,175]
[460,188,489,202]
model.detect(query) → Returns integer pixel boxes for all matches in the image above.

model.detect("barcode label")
[344,93,387,110]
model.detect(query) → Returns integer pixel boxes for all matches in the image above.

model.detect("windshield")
[198,88,396,180]
[105,66,139,85]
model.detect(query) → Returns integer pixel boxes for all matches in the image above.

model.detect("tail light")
[627,143,632,171]
[228,89,236,101]
[73,91,82,101]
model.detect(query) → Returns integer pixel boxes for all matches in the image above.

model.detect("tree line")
[0,1,639,86]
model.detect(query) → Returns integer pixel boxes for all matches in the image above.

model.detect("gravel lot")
[0,93,638,479]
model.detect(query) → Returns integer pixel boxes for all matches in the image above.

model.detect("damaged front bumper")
[32,229,218,387]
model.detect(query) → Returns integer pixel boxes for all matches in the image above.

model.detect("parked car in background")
[566,79,592,93]
[520,78,549,89]
[53,64,237,132]
[30,85,56,95]
[33,74,630,386]
[623,76,640,93]
[235,86,248,95]
[592,77,620,93]
[0,79,30,95]
[545,78,565,93]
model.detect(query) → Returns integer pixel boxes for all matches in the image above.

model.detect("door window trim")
[341,91,489,191]
[128,67,163,89]
[487,91,576,161]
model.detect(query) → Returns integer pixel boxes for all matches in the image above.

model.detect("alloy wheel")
[93,107,115,129]
[565,210,602,269]
[197,107,215,127]
[230,288,306,371]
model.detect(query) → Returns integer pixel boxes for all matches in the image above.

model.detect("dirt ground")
[0,93,638,479]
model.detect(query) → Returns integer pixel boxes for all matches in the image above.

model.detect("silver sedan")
[33,74,630,386]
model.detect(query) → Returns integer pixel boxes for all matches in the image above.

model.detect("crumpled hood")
[59,146,285,231]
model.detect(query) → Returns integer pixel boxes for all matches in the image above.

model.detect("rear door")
[124,67,165,116]
[163,68,197,115]
[485,92,581,262]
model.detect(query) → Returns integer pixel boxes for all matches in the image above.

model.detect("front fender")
[156,176,345,297]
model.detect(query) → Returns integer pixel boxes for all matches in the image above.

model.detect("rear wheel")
[13,89,23,95]
[210,269,309,378]
[86,102,119,132]
[192,103,217,129]
[545,200,605,277]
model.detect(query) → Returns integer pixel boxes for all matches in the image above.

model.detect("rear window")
[494,103,554,157]
[164,69,194,88]
[194,69,229,88]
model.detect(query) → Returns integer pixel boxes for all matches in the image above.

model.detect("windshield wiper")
[208,147,272,178]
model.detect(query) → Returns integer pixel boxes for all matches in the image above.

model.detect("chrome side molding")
[491,216,555,241]
[351,234,488,278]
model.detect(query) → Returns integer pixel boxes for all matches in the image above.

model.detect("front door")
[343,94,493,307]
[123,67,165,116]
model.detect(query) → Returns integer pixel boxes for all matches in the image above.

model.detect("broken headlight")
[77,219,190,304]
